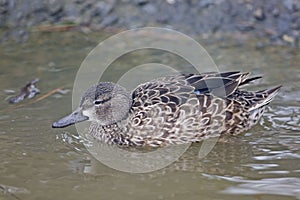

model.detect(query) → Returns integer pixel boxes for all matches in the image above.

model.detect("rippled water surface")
[0,32,299,200]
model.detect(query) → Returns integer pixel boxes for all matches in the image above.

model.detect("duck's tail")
[248,85,281,127]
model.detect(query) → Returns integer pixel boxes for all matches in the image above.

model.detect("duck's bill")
[52,107,89,128]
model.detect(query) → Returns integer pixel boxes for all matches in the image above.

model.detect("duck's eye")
[93,97,111,105]
[94,100,103,105]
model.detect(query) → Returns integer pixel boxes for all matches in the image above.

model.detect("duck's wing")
[183,71,261,97]
[131,75,194,109]
[131,71,259,108]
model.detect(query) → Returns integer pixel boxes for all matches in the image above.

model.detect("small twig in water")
[8,78,40,104]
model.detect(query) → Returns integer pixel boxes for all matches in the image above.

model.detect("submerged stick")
[1,87,64,112]
[11,87,63,109]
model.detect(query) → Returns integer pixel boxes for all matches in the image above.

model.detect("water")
[0,31,299,200]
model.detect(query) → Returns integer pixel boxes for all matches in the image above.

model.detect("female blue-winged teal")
[52,71,280,147]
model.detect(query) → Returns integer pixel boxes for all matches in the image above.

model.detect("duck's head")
[52,82,132,128]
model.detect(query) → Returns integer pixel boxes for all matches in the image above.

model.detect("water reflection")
[61,131,253,176]
[222,177,300,199]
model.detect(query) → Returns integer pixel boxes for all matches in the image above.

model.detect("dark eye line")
[94,96,112,105]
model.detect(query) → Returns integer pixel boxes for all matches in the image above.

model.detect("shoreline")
[0,0,299,47]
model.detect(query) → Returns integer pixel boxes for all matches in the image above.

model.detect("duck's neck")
[88,119,133,146]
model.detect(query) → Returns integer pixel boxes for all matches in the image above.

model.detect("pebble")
[278,14,292,35]
[0,0,8,6]
[93,1,113,17]
[166,0,176,5]
[7,0,15,10]
[0,0,9,15]
[142,4,157,15]
[272,8,280,17]
[74,0,84,4]
[79,0,94,13]
[283,0,295,11]
[236,22,255,32]
[79,13,92,26]
[253,7,265,21]
[64,4,80,19]
[0,0,7,14]
[100,14,118,27]
[198,0,214,9]
[0,8,6,15]
[283,34,295,43]
[292,20,300,30]
[134,0,149,6]
[48,0,64,16]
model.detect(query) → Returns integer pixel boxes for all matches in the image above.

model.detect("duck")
[52,71,281,147]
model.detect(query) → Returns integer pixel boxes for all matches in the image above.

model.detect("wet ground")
[0,31,299,200]
[1,0,300,46]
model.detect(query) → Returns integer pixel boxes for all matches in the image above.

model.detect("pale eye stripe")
[94,97,112,105]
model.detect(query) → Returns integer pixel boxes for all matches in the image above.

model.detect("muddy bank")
[0,0,299,46]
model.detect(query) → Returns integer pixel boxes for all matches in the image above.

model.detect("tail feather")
[240,76,263,86]
[249,85,281,112]
[248,85,281,127]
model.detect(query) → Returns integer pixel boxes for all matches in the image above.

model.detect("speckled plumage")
[53,71,281,147]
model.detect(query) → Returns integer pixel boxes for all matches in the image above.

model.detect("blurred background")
[0,0,299,46]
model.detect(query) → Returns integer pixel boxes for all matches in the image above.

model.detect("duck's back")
[125,72,280,147]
